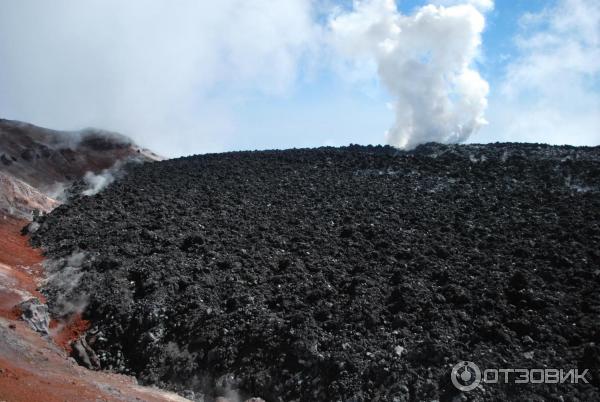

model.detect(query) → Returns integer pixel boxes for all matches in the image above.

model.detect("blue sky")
[478,0,547,79]
[0,0,598,156]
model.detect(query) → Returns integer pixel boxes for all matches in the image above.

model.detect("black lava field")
[32,143,600,401]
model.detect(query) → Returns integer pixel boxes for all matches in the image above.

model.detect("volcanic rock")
[33,143,600,401]
[72,335,101,370]
[17,298,50,335]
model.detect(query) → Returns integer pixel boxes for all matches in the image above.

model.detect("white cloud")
[0,1,319,156]
[3,0,594,153]
[473,0,600,146]
[431,0,494,12]
[330,0,490,149]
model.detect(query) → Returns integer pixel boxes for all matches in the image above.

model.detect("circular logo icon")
[451,361,481,392]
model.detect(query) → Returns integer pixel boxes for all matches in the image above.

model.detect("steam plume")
[330,0,490,149]
[43,252,89,318]
[82,170,116,197]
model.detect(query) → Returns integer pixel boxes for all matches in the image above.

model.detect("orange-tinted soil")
[0,216,189,402]
[0,318,189,402]
[0,217,44,267]
[50,313,91,353]
[0,216,90,350]
[0,216,45,303]
[0,216,44,328]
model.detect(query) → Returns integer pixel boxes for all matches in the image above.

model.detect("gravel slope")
[32,143,600,401]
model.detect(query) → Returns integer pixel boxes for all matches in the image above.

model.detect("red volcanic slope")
[0,120,188,402]
[0,216,45,319]
[0,217,190,402]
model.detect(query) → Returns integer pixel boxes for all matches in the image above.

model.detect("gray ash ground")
[32,143,600,401]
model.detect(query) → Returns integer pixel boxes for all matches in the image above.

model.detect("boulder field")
[32,143,600,401]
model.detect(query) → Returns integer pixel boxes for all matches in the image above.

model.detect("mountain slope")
[0,118,160,218]
[32,143,600,401]
[0,119,188,402]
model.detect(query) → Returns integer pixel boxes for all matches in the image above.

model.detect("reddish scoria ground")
[0,216,189,402]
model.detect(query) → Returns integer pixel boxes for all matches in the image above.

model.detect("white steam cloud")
[81,159,139,196]
[82,170,116,197]
[0,0,318,156]
[82,171,115,197]
[330,0,489,149]
[43,252,89,318]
